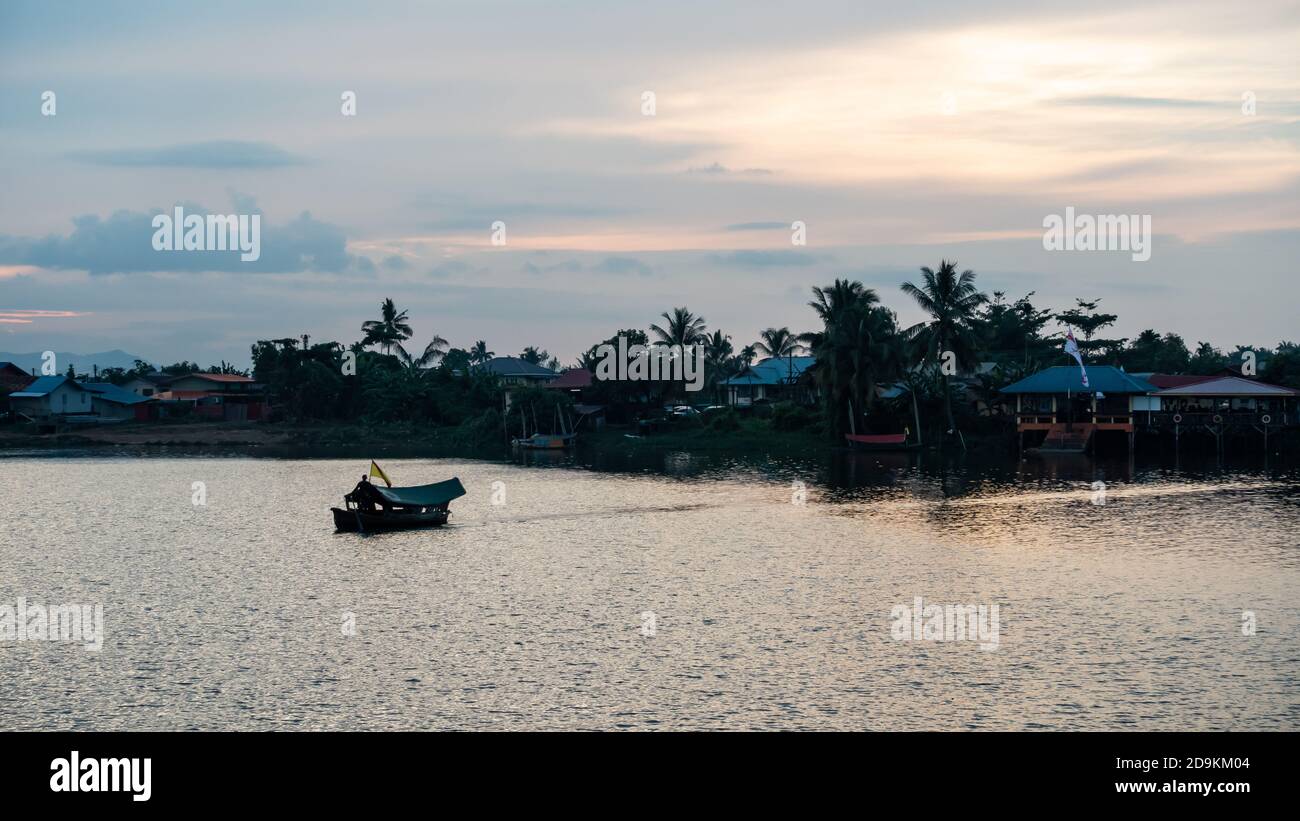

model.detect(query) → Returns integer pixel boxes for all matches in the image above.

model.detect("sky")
[1,0,1297,368]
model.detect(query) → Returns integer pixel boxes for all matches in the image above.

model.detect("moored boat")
[331,466,466,532]
[512,432,576,450]
[844,432,921,451]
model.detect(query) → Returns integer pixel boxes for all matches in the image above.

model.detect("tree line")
[82,263,1300,442]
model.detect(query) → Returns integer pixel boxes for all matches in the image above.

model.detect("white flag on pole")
[1064,328,1089,389]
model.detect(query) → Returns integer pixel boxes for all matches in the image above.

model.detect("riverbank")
[0,420,510,458]
[0,418,846,459]
[1,418,1291,461]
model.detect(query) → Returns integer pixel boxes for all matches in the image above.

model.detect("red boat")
[844,432,920,451]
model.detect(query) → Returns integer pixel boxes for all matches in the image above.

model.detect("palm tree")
[519,346,548,365]
[804,280,884,435]
[900,260,987,442]
[737,344,757,368]
[468,340,494,366]
[809,279,877,329]
[394,333,450,374]
[361,298,413,354]
[754,327,803,359]
[704,329,733,364]
[703,330,734,403]
[650,307,707,347]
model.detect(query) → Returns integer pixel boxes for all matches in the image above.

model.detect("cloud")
[0,204,364,275]
[520,256,654,276]
[69,140,307,168]
[429,260,475,278]
[685,162,773,176]
[414,193,633,234]
[724,221,788,231]
[709,250,828,267]
[1052,96,1222,109]
[522,259,584,276]
[0,309,86,325]
[592,256,653,276]
[381,254,409,271]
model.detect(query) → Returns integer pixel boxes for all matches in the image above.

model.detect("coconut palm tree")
[753,327,803,359]
[650,307,707,347]
[809,279,877,329]
[703,330,734,403]
[737,344,757,368]
[361,298,413,354]
[468,340,494,366]
[900,260,987,443]
[519,346,549,365]
[803,280,885,435]
[394,333,450,375]
[704,329,733,365]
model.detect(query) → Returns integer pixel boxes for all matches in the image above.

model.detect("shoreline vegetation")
[5,263,1298,459]
[4,418,1295,462]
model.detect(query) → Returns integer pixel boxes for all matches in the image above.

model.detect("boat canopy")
[371,478,466,507]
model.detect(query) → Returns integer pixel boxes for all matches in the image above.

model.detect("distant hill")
[0,349,148,375]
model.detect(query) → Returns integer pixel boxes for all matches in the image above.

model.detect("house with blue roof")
[721,356,817,406]
[8,375,94,420]
[999,365,1157,450]
[82,382,155,420]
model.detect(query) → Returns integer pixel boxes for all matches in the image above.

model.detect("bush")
[770,401,815,432]
[706,408,741,432]
[451,408,504,447]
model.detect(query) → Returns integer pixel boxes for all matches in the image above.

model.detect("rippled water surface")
[2,449,1297,730]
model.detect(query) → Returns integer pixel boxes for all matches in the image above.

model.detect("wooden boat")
[511,405,576,449]
[844,432,921,451]
[512,432,576,450]
[331,476,466,532]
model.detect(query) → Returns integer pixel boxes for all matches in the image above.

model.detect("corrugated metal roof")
[999,366,1156,394]
[722,356,816,386]
[1141,373,1216,389]
[1153,375,1297,397]
[171,372,254,383]
[476,357,557,378]
[82,382,152,405]
[9,375,87,397]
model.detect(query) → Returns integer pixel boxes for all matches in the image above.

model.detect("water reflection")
[1,447,1296,730]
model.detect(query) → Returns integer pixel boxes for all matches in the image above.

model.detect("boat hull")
[844,434,920,451]
[331,506,450,532]
[513,434,575,449]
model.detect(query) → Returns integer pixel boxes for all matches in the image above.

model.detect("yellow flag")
[369,460,392,487]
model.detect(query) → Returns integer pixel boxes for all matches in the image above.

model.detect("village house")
[121,371,174,397]
[1000,365,1298,452]
[543,368,606,429]
[1147,375,1298,424]
[476,357,557,387]
[0,361,35,394]
[154,373,266,421]
[476,357,557,409]
[7,375,94,420]
[82,382,155,421]
[999,365,1157,451]
[722,356,816,406]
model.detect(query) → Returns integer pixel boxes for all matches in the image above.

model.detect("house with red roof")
[155,372,266,421]
[0,361,35,394]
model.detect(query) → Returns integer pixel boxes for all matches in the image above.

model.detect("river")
[1,447,1296,730]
